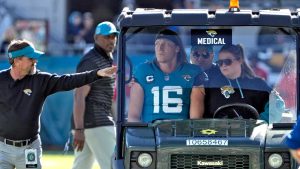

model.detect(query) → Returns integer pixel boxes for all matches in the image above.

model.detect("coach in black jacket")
[0,39,116,169]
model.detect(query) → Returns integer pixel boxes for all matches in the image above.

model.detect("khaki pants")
[72,126,116,169]
[0,137,42,169]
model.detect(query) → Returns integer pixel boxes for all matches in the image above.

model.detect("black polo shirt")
[74,45,115,128]
[0,68,100,140]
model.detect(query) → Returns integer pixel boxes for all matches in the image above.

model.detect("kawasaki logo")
[197,160,223,166]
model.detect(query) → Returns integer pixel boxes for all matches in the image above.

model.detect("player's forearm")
[190,107,204,119]
[128,100,144,122]
[189,87,205,119]
[128,83,144,122]
[128,113,141,122]
[192,106,204,119]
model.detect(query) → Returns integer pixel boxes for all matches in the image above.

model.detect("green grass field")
[43,151,99,169]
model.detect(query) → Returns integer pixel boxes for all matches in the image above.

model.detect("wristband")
[75,128,84,131]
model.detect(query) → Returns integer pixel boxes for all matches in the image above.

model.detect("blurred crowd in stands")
[0,0,299,57]
[0,18,47,59]
[66,11,95,55]
[67,12,94,44]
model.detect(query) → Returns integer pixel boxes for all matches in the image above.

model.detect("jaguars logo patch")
[220,86,234,98]
[206,30,217,37]
[23,89,32,96]
[182,74,191,81]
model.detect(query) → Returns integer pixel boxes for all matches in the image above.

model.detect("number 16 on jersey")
[151,86,183,113]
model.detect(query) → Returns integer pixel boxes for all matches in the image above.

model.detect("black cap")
[155,29,180,45]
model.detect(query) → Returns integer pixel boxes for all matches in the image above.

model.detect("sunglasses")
[216,58,237,67]
[192,51,210,59]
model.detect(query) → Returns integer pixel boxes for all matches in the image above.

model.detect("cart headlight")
[268,153,283,168]
[137,153,153,168]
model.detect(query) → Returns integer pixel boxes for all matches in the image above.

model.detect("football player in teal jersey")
[128,29,207,122]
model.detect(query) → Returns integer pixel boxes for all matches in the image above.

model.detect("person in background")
[0,39,116,169]
[72,21,118,169]
[190,45,221,78]
[183,0,200,9]
[171,0,184,9]
[67,11,83,44]
[0,27,16,55]
[204,44,284,123]
[128,29,207,122]
[79,12,95,44]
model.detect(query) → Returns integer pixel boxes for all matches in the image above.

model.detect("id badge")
[25,148,38,168]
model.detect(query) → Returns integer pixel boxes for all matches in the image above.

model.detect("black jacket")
[0,69,100,140]
[204,74,271,118]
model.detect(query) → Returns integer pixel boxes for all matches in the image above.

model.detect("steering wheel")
[213,103,259,120]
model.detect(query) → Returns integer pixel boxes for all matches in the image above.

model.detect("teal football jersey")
[133,61,206,122]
